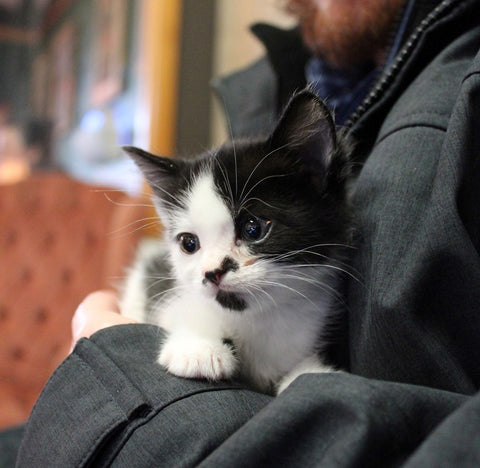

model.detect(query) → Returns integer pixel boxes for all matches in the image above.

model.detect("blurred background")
[0,0,296,434]
[0,0,294,193]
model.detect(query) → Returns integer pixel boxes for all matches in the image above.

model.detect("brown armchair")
[0,171,153,429]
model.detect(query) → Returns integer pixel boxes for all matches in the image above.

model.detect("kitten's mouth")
[215,290,247,312]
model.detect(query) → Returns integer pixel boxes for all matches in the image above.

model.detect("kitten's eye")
[241,217,271,242]
[177,233,200,254]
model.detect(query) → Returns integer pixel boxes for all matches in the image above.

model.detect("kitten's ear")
[123,146,181,223]
[123,146,182,198]
[269,89,337,173]
[123,146,178,186]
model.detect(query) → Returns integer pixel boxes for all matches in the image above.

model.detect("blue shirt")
[306,0,415,126]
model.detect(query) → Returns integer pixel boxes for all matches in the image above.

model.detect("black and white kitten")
[121,90,352,394]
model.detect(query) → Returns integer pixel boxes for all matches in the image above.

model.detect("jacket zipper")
[345,0,462,130]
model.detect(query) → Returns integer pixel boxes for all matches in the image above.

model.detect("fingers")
[80,289,120,314]
[70,290,137,352]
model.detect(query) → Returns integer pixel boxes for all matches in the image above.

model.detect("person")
[0,102,30,184]
[13,0,480,465]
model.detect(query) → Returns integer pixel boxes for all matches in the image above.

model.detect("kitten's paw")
[276,355,337,394]
[159,335,237,381]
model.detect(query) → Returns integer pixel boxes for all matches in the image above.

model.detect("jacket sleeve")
[201,373,478,467]
[15,324,272,467]
[16,322,480,467]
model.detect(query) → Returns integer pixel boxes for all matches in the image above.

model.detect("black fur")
[215,290,248,312]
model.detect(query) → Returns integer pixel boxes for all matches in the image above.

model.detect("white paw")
[159,335,237,381]
[276,355,337,394]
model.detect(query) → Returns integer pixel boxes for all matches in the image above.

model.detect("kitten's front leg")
[157,296,237,381]
[159,332,237,380]
[276,354,337,394]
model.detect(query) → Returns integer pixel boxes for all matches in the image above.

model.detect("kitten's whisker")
[276,261,363,286]
[272,272,320,287]
[242,286,267,312]
[264,242,356,261]
[219,93,238,197]
[102,192,155,209]
[247,284,277,310]
[307,264,361,285]
[239,173,294,212]
[267,276,345,307]
[258,288,278,309]
[276,255,353,270]
[263,243,361,283]
[91,188,126,193]
[108,221,163,239]
[149,283,188,304]
[144,276,176,292]
[240,197,280,211]
[92,188,154,201]
[238,142,291,203]
[107,216,161,236]
[293,257,361,284]
[147,180,181,207]
[254,279,320,310]
[272,274,343,303]
[271,267,353,306]
[262,242,357,265]
[212,151,235,209]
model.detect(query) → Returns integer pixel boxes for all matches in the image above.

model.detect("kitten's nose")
[203,256,239,286]
[204,269,224,286]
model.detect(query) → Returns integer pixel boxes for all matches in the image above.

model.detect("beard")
[285,0,407,70]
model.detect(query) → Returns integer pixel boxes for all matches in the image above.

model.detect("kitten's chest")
[228,300,325,389]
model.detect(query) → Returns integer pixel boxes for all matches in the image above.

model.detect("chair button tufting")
[5,230,17,246]
[85,230,97,248]
[10,346,25,361]
[41,232,56,250]
[20,268,33,284]
[0,172,149,429]
[61,268,73,285]
[34,307,48,324]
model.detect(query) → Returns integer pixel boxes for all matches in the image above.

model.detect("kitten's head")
[124,90,352,312]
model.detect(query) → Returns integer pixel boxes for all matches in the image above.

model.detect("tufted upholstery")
[0,172,153,429]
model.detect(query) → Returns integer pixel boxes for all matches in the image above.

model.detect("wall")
[28,0,144,193]
[175,0,216,157]
[210,0,294,145]
[1,1,297,178]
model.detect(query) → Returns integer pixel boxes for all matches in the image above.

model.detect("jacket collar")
[249,0,433,115]
[348,0,480,160]
[249,0,479,157]
[250,23,310,112]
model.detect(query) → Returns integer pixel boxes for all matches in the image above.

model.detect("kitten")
[121,90,353,394]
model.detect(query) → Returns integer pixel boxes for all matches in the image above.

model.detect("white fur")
[120,238,165,323]
[168,172,238,290]
[122,171,336,393]
[276,354,337,394]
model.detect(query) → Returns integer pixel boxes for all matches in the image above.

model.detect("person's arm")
[16,291,480,467]
[17,291,272,467]
[69,290,137,349]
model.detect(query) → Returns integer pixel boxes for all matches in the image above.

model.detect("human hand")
[70,290,137,352]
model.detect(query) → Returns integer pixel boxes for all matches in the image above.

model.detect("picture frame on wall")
[90,0,127,107]
[48,21,77,135]
[30,51,48,117]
